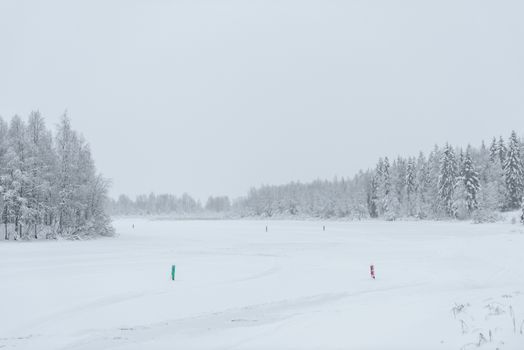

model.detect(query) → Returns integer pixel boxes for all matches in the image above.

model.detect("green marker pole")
[171,265,176,281]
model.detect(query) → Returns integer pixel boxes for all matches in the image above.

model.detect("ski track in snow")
[14,290,161,334]
[61,284,418,350]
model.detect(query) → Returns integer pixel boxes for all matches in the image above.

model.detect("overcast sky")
[1,1,523,201]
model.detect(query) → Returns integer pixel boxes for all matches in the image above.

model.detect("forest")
[111,131,524,223]
[0,112,113,240]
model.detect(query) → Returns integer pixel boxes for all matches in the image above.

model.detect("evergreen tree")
[463,150,480,213]
[380,157,392,217]
[406,157,417,216]
[521,197,524,224]
[457,149,465,177]
[367,174,379,218]
[393,157,407,216]
[503,131,524,209]
[477,140,506,212]
[498,136,507,165]
[489,137,498,162]
[438,144,457,216]
[415,152,431,218]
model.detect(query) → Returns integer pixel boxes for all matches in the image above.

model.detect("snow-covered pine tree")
[374,158,384,216]
[415,152,431,218]
[406,157,417,216]
[463,149,480,213]
[457,149,465,178]
[476,140,490,184]
[489,137,498,162]
[503,131,524,210]
[521,197,524,224]
[392,157,407,216]
[475,139,504,212]
[438,144,457,217]
[366,174,379,218]
[427,146,442,216]
[381,157,393,218]
[498,136,507,165]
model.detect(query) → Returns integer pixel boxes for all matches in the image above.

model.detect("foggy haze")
[1,0,523,200]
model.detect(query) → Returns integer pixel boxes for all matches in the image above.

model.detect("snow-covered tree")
[414,152,430,218]
[0,112,112,240]
[438,144,457,216]
[498,136,507,165]
[503,131,523,210]
[406,157,417,216]
[462,149,480,213]
[392,157,407,216]
[205,196,231,212]
[5,115,31,239]
[489,137,498,162]
[367,174,379,218]
[521,197,524,224]
[379,157,392,217]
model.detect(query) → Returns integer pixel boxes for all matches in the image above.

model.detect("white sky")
[1,0,523,200]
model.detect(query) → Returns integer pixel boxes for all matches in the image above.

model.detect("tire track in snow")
[226,265,281,284]
[60,283,422,350]
[13,290,165,334]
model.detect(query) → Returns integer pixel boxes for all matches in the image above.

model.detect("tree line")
[108,193,231,216]
[111,131,524,222]
[237,131,524,221]
[0,112,113,240]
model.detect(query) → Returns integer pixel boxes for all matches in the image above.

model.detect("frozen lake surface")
[1,218,524,349]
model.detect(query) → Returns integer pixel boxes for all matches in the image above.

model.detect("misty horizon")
[2,0,523,201]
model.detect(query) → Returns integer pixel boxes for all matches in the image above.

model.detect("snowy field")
[1,219,524,350]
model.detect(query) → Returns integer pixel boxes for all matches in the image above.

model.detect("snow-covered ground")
[1,219,524,350]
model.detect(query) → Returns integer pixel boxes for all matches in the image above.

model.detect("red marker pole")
[370,265,375,280]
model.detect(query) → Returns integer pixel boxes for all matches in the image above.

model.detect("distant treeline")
[238,131,524,221]
[111,131,524,222]
[0,112,113,240]
[108,194,231,216]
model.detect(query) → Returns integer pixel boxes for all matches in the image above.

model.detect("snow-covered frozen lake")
[2,218,524,349]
